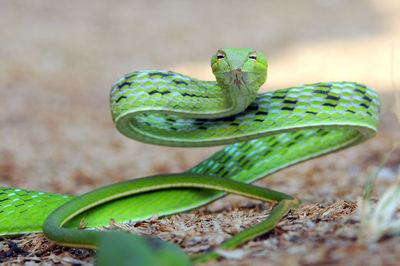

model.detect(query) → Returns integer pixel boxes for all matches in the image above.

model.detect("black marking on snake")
[125,72,138,79]
[14,204,24,208]
[181,92,210,98]
[323,102,337,107]
[271,95,285,99]
[254,119,264,122]
[263,150,272,156]
[0,198,9,202]
[306,110,317,115]
[242,145,253,153]
[360,103,369,109]
[170,127,177,131]
[221,171,229,178]
[283,99,297,104]
[326,95,340,101]
[198,126,207,130]
[193,118,208,125]
[149,90,171,95]
[270,141,279,147]
[220,156,232,164]
[355,88,366,95]
[287,141,296,147]
[216,167,225,175]
[256,111,269,116]
[197,118,208,122]
[117,81,131,90]
[314,90,329,95]
[245,104,259,112]
[116,96,127,103]
[219,116,237,123]
[181,92,196,97]
[148,72,174,78]
[237,155,246,163]
[317,84,332,88]
[166,118,175,122]
[367,111,372,116]
[240,158,251,168]
[282,106,294,111]
[174,80,189,86]
[363,95,372,102]
[294,133,304,140]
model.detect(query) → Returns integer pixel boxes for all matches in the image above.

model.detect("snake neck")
[216,70,260,116]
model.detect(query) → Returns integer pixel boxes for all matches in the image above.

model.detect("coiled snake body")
[0,48,380,264]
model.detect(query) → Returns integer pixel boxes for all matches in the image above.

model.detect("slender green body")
[0,48,380,264]
[42,174,295,248]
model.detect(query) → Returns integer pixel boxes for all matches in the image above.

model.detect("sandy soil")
[0,0,399,265]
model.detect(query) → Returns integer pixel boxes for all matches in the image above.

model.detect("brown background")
[0,0,399,265]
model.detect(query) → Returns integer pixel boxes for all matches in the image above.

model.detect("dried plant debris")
[1,197,399,265]
[0,234,93,265]
[0,238,29,261]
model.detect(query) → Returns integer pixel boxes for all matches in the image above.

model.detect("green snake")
[0,48,380,264]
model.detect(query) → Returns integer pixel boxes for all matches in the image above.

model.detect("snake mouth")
[223,69,248,88]
[234,72,244,87]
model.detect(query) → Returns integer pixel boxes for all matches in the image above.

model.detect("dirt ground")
[0,0,400,265]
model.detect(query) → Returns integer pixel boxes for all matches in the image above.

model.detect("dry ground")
[0,0,399,265]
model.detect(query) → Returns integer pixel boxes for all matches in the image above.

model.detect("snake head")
[211,48,267,88]
[211,48,268,112]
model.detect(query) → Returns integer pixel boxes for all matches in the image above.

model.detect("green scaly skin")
[0,48,380,264]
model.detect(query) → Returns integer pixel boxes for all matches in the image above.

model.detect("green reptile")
[0,48,380,265]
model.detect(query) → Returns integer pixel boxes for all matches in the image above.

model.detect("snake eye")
[249,53,257,62]
[216,52,224,61]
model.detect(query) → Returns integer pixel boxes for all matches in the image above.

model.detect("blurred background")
[0,0,399,204]
[1,0,400,265]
